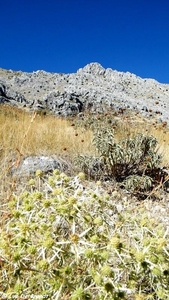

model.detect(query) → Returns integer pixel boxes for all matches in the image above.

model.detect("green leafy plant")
[76,125,164,196]
[93,127,162,179]
[122,175,152,192]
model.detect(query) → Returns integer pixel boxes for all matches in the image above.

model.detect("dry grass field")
[0,105,95,158]
[0,104,169,184]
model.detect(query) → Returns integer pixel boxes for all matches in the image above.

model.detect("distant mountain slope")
[0,63,169,121]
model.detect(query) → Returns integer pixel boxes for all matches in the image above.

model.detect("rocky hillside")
[0,62,169,121]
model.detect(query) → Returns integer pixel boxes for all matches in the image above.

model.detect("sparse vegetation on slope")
[1,105,169,299]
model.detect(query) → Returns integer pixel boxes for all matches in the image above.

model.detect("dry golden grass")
[0,105,95,201]
[0,105,95,160]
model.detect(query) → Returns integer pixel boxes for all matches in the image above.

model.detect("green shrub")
[0,170,169,299]
[76,126,163,196]
[122,174,153,194]
[93,127,161,179]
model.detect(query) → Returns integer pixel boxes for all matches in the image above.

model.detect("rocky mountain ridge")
[0,62,169,121]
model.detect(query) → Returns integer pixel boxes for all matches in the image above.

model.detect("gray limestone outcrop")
[0,81,32,108]
[0,63,169,121]
[12,156,61,177]
[36,91,83,116]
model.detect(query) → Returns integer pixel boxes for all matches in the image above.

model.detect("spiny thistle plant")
[0,169,169,299]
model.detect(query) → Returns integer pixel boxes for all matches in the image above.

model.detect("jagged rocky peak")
[77,63,142,83]
[77,62,106,75]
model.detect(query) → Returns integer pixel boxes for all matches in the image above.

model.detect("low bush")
[76,125,165,197]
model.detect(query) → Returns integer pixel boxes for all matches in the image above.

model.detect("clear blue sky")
[1,0,169,83]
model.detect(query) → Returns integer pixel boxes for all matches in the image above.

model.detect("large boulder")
[12,156,61,177]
